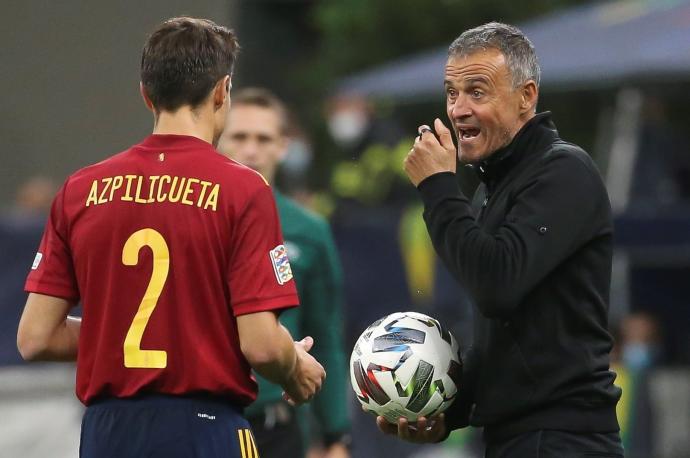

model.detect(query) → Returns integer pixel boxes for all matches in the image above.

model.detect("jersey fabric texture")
[245,191,350,441]
[25,134,299,406]
[418,113,621,442]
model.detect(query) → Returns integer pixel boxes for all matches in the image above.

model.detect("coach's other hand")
[283,336,326,405]
[404,118,457,187]
[376,414,448,444]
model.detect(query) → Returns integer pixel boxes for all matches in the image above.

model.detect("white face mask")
[328,109,369,146]
[282,138,312,176]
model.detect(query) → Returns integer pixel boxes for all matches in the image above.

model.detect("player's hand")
[404,118,457,187]
[283,336,326,405]
[376,414,448,444]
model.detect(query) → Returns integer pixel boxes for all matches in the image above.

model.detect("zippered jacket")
[418,112,621,443]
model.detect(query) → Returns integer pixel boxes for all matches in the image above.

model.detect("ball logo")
[270,244,293,285]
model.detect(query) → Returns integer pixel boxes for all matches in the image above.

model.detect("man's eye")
[471,90,483,98]
[446,89,457,98]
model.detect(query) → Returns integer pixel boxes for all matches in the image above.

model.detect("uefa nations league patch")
[270,244,293,285]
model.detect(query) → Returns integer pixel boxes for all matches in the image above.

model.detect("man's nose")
[450,94,472,120]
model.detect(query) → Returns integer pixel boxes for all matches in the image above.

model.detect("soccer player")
[218,88,351,458]
[17,17,325,458]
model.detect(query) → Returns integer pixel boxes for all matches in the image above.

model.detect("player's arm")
[237,311,297,382]
[17,292,80,361]
[237,310,325,404]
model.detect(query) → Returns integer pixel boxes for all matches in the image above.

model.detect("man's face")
[217,104,287,181]
[444,48,530,163]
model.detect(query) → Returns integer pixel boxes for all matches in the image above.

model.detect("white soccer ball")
[350,311,462,424]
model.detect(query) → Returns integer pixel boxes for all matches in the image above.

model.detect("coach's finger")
[376,416,398,435]
[434,118,455,152]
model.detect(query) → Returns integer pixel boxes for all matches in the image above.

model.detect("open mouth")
[459,127,480,141]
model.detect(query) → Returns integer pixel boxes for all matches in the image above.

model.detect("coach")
[378,22,624,457]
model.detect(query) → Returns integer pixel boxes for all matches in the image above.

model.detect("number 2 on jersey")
[122,228,169,368]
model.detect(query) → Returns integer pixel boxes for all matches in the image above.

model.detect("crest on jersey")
[31,252,43,270]
[270,244,293,285]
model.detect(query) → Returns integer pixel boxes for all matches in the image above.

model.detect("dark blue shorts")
[80,395,259,458]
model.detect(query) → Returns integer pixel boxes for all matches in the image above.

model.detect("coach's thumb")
[298,336,314,352]
[435,118,455,152]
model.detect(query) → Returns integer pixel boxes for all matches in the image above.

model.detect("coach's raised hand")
[283,336,326,405]
[403,118,457,187]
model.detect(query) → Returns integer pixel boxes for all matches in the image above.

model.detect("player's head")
[217,87,290,183]
[140,17,239,143]
[445,22,539,163]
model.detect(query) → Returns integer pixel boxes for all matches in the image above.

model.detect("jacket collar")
[471,111,557,185]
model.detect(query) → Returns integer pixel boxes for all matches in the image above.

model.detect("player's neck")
[152,106,215,145]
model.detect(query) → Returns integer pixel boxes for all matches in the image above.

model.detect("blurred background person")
[1,176,57,366]
[611,312,662,458]
[218,87,351,458]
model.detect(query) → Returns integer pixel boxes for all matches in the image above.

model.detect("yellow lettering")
[148,176,160,203]
[182,178,199,206]
[158,175,170,202]
[204,184,219,211]
[121,175,137,201]
[168,177,186,203]
[86,180,99,207]
[98,177,112,204]
[109,176,123,202]
[196,181,212,207]
[134,176,147,204]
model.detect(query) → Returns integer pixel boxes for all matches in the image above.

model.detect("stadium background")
[2,1,689,457]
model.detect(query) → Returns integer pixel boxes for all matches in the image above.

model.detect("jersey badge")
[270,244,293,285]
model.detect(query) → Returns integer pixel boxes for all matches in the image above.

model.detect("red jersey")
[25,134,299,406]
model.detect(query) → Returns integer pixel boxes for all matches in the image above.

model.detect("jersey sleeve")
[24,183,80,301]
[228,184,299,316]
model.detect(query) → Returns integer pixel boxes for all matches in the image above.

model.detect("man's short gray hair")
[448,22,541,89]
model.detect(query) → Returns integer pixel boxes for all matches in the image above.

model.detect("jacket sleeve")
[418,151,608,319]
[300,219,351,437]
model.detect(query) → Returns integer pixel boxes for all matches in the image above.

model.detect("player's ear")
[139,82,155,113]
[213,75,231,111]
[520,80,538,114]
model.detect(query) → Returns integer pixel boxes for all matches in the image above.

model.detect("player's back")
[46,134,295,405]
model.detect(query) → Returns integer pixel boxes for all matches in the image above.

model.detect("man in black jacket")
[376,22,623,457]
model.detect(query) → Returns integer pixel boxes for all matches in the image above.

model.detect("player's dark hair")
[232,87,290,135]
[141,17,239,112]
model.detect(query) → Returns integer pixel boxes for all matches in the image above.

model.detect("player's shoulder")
[214,155,271,189]
[63,148,132,189]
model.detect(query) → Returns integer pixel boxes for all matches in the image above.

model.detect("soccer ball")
[350,311,462,423]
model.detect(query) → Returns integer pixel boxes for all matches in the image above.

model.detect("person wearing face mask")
[611,313,660,458]
[375,22,624,457]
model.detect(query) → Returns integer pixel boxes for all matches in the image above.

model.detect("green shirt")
[245,190,350,438]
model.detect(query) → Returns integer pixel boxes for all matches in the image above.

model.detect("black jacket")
[418,113,621,442]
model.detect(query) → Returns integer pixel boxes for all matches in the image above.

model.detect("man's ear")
[520,80,538,114]
[140,82,155,112]
[214,75,231,110]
